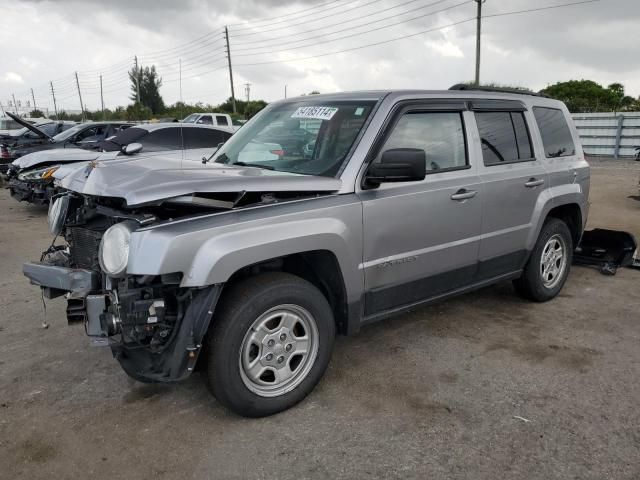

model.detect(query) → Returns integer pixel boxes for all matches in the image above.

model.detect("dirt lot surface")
[1,158,639,479]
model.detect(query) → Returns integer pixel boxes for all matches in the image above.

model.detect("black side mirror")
[365,148,426,186]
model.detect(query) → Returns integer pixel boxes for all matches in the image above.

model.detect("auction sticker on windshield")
[291,106,338,121]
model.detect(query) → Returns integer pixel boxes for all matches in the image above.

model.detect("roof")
[77,121,135,126]
[278,89,563,106]
[130,122,235,133]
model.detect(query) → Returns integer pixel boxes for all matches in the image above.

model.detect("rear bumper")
[23,262,98,298]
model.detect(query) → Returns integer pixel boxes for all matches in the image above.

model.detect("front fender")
[185,218,357,289]
[126,195,364,303]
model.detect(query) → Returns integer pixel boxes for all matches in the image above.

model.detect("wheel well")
[224,251,349,334]
[547,203,582,247]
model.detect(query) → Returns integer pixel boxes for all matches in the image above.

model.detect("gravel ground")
[0,158,639,479]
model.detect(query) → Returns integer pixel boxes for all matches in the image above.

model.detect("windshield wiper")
[233,161,276,170]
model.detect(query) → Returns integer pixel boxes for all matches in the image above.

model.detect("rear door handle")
[450,189,477,201]
[525,178,545,188]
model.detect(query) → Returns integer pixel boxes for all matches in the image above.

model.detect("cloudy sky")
[1,0,637,115]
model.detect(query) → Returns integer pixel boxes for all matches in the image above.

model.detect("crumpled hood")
[60,154,342,206]
[13,148,117,170]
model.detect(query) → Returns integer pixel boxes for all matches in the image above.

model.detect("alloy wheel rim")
[239,304,319,397]
[540,234,567,289]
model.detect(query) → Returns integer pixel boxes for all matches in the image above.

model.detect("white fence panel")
[572,112,640,158]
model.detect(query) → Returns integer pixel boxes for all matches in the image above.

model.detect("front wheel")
[205,272,335,417]
[513,218,573,302]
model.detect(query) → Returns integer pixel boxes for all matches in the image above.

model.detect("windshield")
[183,114,199,123]
[52,124,84,141]
[212,100,375,177]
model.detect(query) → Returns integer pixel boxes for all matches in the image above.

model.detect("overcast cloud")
[1,0,638,114]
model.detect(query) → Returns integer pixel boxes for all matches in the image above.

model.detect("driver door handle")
[525,178,545,188]
[450,189,477,201]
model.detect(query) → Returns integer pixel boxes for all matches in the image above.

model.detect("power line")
[233,0,599,68]
[233,0,449,46]
[483,0,599,19]
[229,0,390,37]
[236,17,476,67]
[227,0,348,29]
[233,0,471,56]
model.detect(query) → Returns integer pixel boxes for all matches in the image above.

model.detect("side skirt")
[360,270,522,327]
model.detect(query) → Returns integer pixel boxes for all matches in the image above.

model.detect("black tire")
[513,218,573,302]
[205,272,335,417]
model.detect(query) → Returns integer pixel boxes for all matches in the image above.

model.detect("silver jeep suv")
[24,87,589,417]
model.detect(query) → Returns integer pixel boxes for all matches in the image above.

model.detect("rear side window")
[533,107,575,158]
[380,112,467,172]
[142,127,182,151]
[197,115,213,125]
[475,111,533,165]
[183,128,232,149]
[215,115,229,126]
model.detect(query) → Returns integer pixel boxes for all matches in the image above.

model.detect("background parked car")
[0,115,50,136]
[7,119,135,161]
[7,123,235,205]
[181,112,240,131]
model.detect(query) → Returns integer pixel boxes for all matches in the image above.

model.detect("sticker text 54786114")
[291,106,338,121]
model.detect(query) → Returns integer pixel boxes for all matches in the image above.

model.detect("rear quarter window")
[533,107,576,158]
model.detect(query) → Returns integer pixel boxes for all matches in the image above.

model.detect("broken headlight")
[99,221,137,277]
[48,195,71,236]
[17,166,59,182]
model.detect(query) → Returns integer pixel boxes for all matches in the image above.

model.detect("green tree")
[540,80,635,113]
[125,103,152,121]
[28,109,45,118]
[129,64,165,115]
[607,83,634,111]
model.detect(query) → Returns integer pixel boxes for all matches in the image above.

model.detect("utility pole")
[284,85,287,99]
[74,71,85,122]
[134,55,141,104]
[179,58,183,103]
[224,26,237,114]
[11,93,18,114]
[50,81,58,120]
[474,0,485,86]
[30,88,37,113]
[99,75,105,119]
[244,83,251,103]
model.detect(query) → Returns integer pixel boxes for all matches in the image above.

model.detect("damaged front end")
[8,165,60,205]
[23,192,222,382]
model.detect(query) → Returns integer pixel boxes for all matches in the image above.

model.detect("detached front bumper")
[23,262,98,299]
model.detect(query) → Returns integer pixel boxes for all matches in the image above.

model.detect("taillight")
[1,146,9,159]
[270,149,284,157]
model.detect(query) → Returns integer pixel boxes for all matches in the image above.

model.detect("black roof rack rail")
[448,83,548,98]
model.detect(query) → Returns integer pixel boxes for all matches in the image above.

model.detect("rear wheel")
[514,218,573,302]
[205,272,335,417]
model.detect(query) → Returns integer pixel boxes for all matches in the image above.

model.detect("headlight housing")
[48,195,71,236]
[99,221,137,277]
[17,165,59,181]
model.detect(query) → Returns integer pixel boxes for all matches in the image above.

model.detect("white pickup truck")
[182,112,240,131]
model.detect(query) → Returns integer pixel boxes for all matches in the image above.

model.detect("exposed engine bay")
[27,188,332,381]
